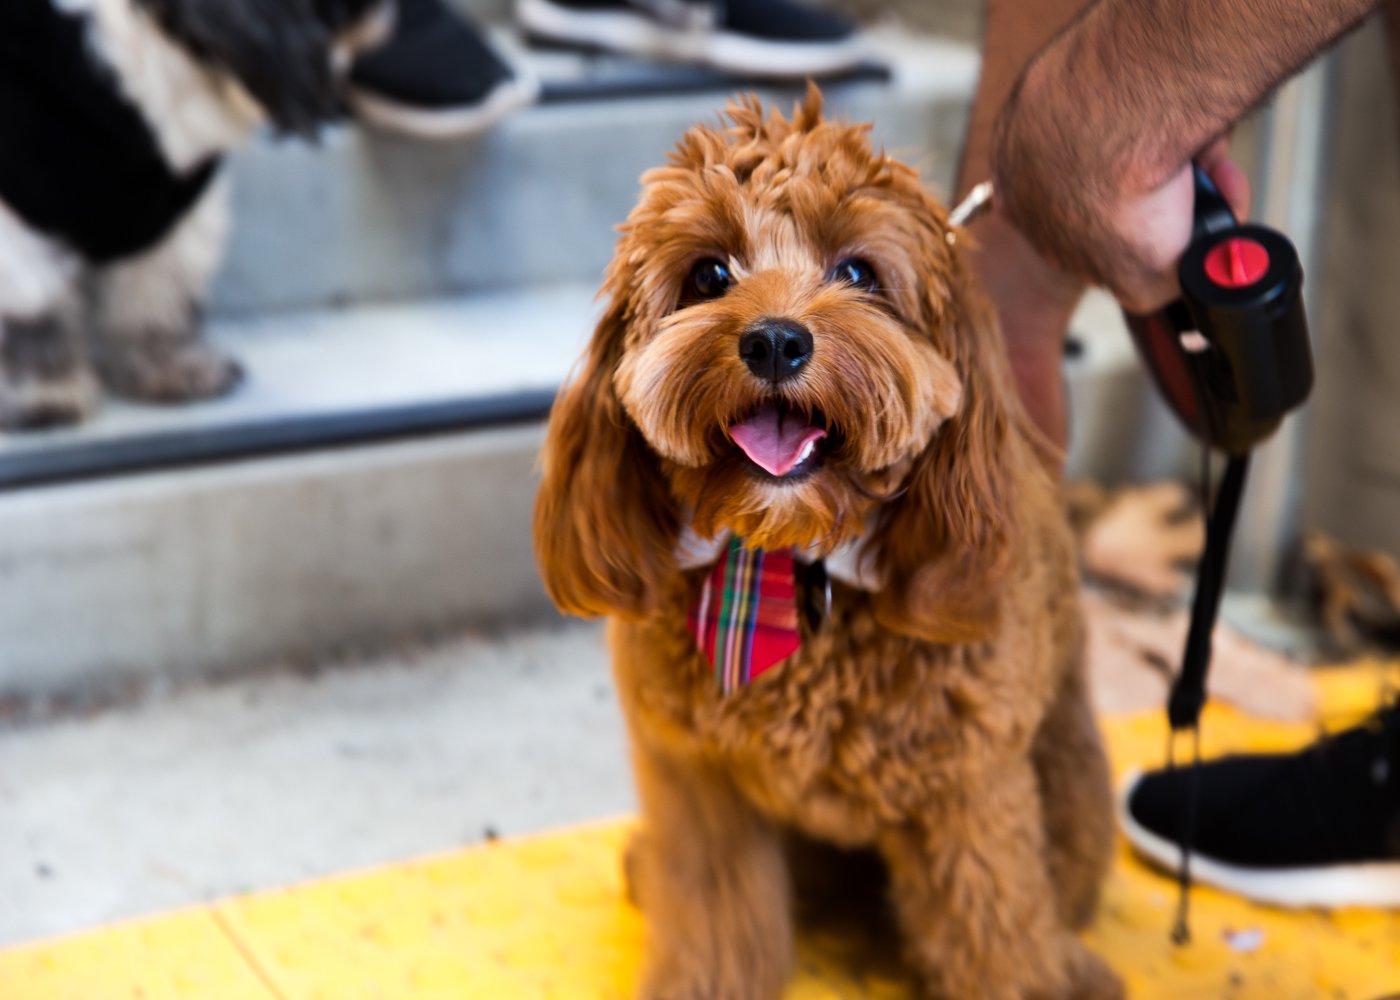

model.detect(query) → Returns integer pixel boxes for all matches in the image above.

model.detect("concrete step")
[0,619,625,948]
[0,285,582,700]
[0,425,554,700]
[0,281,1166,699]
[0,282,595,487]
[1064,289,1192,486]
[211,33,979,316]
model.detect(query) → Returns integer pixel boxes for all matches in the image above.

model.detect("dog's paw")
[99,338,244,404]
[636,968,742,1000]
[1060,945,1125,1000]
[635,925,791,1000]
[0,371,100,430]
[637,940,792,1000]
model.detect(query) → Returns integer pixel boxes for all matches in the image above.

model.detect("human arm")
[957,0,1095,452]
[992,0,1378,314]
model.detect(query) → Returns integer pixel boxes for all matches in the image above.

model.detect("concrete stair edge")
[211,34,979,316]
[0,425,555,700]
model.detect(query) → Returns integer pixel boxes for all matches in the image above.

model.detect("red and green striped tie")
[687,538,801,694]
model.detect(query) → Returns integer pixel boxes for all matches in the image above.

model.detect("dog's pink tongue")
[730,404,827,477]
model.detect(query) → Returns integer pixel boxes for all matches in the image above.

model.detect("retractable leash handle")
[1125,166,1314,731]
[951,170,1313,461]
[1127,165,1314,460]
[1123,165,1314,944]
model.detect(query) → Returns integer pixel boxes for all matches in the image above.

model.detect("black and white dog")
[0,0,392,429]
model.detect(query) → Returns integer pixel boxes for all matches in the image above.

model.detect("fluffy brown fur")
[535,88,1121,1000]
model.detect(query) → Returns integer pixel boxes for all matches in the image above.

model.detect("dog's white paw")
[98,337,244,404]
[0,369,100,430]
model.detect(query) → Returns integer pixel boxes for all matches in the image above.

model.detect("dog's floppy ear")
[534,299,679,619]
[136,0,341,135]
[866,254,1021,644]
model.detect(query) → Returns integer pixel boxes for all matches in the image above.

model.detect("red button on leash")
[1203,237,1269,288]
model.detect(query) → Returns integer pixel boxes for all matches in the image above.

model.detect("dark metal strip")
[0,389,557,491]
[537,60,891,104]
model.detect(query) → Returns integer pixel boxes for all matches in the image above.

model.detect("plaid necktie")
[687,537,800,694]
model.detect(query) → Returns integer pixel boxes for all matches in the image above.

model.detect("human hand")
[1093,138,1252,313]
[991,56,1252,314]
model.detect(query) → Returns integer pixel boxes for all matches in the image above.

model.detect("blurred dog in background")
[0,0,392,428]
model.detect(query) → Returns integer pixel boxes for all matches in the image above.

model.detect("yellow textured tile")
[1092,693,1400,1000]
[216,821,644,1000]
[1314,660,1400,719]
[8,664,1400,1000]
[0,910,274,1000]
[216,820,919,1000]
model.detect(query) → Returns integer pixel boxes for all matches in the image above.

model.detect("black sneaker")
[1120,702,1400,907]
[517,0,870,77]
[348,0,538,139]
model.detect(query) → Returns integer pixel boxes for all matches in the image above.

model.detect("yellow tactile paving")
[214,821,922,1000]
[216,822,648,1000]
[5,663,1400,1000]
[0,909,276,1000]
[1093,691,1400,1000]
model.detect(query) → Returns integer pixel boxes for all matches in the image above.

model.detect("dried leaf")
[1081,483,1204,599]
[1083,590,1316,721]
[1305,531,1400,654]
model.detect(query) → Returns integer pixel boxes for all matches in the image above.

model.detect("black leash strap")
[1169,454,1251,730]
[1165,451,1250,944]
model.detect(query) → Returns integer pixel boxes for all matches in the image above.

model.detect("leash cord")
[1166,448,1250,944]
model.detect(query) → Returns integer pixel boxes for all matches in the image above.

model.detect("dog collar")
[674,524,883,592]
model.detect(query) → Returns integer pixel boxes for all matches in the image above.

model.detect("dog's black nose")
[739,320,813,383]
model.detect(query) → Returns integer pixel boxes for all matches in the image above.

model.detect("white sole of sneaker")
[1117,770,1400,908]
[516,0,872,77]
[348,69,541,141]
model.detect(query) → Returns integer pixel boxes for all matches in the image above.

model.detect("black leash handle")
[1126,166,1313,457]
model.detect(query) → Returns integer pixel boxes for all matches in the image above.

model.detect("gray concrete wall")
[1303,17,1400,559]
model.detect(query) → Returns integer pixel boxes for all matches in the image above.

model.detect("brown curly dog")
[534,88,1122,1000]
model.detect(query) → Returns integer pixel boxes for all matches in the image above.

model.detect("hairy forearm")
[957,0,1090,195]
[996,0,1377,287]
[1075,0,1372,188]
[957,0,1098,453]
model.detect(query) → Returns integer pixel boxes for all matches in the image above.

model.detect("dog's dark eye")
[830,258,879,294]
[684,258,733,303]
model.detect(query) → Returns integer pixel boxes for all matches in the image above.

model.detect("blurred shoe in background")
[349,0,539,139]
[516,0,871,77]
